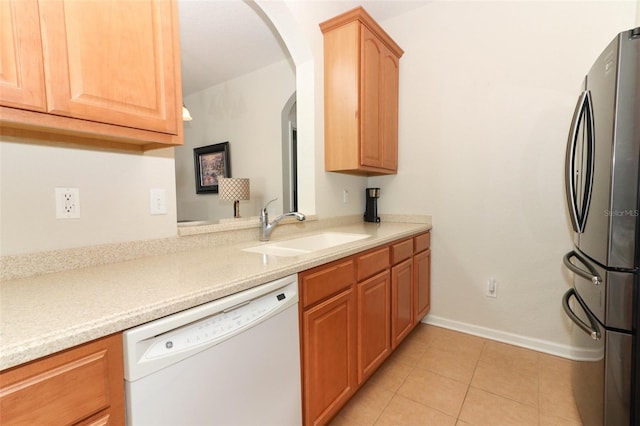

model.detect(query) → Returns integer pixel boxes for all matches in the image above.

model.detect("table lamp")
[218,178,250,218]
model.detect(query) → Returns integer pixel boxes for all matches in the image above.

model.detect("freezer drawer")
[563,288,632,426]
[564,250,634,331]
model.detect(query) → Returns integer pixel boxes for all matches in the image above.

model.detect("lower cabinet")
[357,271,391,384]
[0,333,125,425]
[299,230,431,426]
[300,258,358,426]
[414,248,431,322]
[413,231,432,324]
[391,258,414,348]
[301,287,357,426]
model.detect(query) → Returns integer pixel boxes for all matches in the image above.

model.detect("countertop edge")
[1,219,431,370]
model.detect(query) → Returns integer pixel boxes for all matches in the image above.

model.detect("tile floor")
[330,324,583,426]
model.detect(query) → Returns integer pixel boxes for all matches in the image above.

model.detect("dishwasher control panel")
[123,274,299,382]
[145,291,284,359]
[145,286,293,359]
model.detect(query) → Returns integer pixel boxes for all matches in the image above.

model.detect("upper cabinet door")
[321,7,403,176]
[0,0,46,111]
[360,28,399,171]
[360,27,382,168]
[380,50,399,171]
[38,0,179,135]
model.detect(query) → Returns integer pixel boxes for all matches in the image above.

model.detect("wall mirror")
[175,0,298,226]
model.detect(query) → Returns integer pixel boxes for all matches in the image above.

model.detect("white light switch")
[150,189,167,215]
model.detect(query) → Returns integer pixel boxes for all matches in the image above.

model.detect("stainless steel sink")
[242,232,370,257]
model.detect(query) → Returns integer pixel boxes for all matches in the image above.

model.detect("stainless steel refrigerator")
[561,27,639,425]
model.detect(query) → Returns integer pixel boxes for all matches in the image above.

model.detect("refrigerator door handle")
[562,288,601,340]
[563,250,602,286]
[564,90,595,234]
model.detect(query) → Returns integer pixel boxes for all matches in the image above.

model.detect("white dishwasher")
[123,274,302,426]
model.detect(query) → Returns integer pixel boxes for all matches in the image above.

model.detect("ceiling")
[178,0,427,97]
[178,0,287,96]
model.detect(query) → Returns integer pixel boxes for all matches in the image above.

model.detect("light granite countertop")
[0,218,431,370]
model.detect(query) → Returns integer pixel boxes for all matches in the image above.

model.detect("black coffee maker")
[364,188,380,223]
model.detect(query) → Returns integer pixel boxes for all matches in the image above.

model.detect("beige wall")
[176,59,295,222]
[369,1,636,354]
[0,139,177,255]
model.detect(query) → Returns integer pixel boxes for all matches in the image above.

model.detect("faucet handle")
[263,198,278,212]
[261,198,278,220]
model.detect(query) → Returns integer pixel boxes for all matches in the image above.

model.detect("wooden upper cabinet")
[360,26,399,171]
[360,27,382,169]
[321,7,403,175]
[0,0,46,111]
[380,48,400,170]
[0,0,183,150]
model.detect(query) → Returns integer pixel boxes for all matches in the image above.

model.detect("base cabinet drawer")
[356,247,389,281]
[414,232,431,253]
[0,333,125,426]
[301,259,355,308]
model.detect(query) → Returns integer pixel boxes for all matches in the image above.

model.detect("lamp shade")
[182,105,193,121]
[218,178,250,201]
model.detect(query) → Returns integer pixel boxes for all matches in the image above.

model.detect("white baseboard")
[422,314,581,360]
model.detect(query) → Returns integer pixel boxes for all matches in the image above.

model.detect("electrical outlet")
[343,189,349,204]
[486,278,497,298]
[55,187,80,219]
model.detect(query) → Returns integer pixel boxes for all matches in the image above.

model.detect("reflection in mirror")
[175,0,295,225]
[282,93,297,213]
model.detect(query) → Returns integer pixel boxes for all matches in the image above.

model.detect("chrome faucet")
[260,198,305,241]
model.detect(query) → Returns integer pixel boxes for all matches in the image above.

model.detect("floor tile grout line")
[369,389,394,426]
[382,337,465,423]
[414,329,544,421]
[456,339,487,423]
[393,337,490,422]
[469,340,544,413]
[537,353,542,426]
[369,340,429,426]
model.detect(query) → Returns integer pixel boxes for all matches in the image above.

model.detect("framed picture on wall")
[194,142,231,194]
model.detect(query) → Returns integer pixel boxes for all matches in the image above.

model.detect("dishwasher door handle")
[223,300,251,313]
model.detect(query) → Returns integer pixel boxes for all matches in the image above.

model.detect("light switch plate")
[150,189,167,215]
